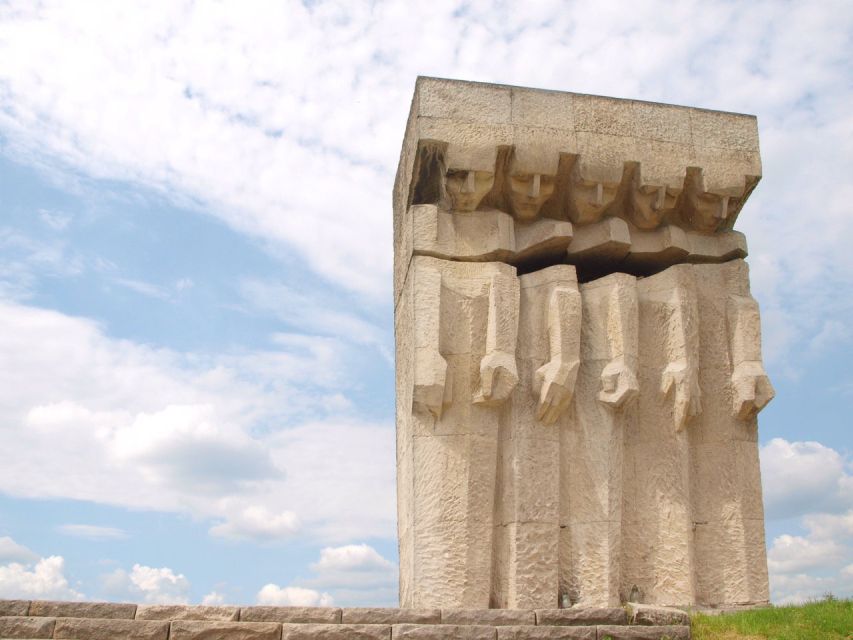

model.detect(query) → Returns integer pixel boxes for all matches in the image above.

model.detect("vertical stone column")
[562,273,638,607]
[690,260,772,606]
[622,264,700,606]
[493,265,581,609]
[397,255,519,609]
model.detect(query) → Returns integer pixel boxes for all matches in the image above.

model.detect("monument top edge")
[414,75,758,121]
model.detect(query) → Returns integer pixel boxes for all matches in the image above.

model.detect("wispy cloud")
[57,525,128,541]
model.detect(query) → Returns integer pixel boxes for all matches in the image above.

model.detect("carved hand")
[474,350,518,406]
[660,361,702,431]
[534,358,579,425]
[598,357,639,409]
[413,350,448,418]
[731,361,775,420]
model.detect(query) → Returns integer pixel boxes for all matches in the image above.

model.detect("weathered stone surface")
[53,617,168,639]
[0,615,55,639]
[0,599,30,616]
[536,608,627,626]
[281,623,390,639]
[170,620,281,640]
[596,625,690,640]
[342,608,440,624]
[29,600,137,619]
[239,606,341,623]
[392,623,495,639]
[497,626,596,640]
[136,604,239,621]
[441,609,534,626]
[626,604,690,626]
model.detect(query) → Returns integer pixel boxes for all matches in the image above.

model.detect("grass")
[690,596,853,639]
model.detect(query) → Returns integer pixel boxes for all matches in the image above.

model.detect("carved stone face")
[508,173,555,221]
[445,170,495,211]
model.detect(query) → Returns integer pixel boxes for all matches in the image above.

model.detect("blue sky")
[0,0,851,607]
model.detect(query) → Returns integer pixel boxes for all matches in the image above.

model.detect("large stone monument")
[393,77,774,611]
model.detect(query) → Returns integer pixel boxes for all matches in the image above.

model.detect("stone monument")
[393,77,774,611]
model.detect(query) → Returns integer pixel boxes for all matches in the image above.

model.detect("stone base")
[0,600,691,639]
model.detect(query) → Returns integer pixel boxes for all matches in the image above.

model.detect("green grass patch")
[691,597,853,639]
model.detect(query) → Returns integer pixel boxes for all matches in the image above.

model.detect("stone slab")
[136,604,240,621]
[536,608,627,626]
[342,608,440,624]
[393,624,495,639]
[53,617,168,640]
[626,604,689,626]
[281,623,390,639]
[596,626,690,639]
[29,600,137,619]
[170,620,281,640]
[442,609,534,626]
[0,600,30,617]
[239,606,341,623]
[497,626,596,639]
[0,616,55,639]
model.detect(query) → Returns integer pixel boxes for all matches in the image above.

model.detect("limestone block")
[624,225,690,274]
[392,624,495,639]
[566,218,632,265]
[626,604,689,626]
[280,623,390,640]
[29,600,137,619]
[535,608,627,626]
[239,606,341,623]
[441,609,534,626]
[595,626,690,640]
[497,626,596,639]
[136,605,239,621]
[53,617,168,640]
[0,599,30,616]
[170,620,281,640]
[511,88,574,130]
[690,109,759,152]
[0,615,55,639]
[417,77,511,124]
[512,126,577,176]
[419,119,512,171]
[686,231,747,264]
[574,94,635,138]
[341,608,440,624]
[632,102,692,146]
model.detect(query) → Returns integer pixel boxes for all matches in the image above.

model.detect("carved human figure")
[399,255,519,608]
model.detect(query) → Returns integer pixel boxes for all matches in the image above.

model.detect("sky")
[0,0,850,608]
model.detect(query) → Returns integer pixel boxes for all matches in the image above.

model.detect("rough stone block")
[239,606,341,623]
[497,626,596,639]
[281,623,390,639]
[596,625,690,640]
[170,620,281,640]
[0,599,30,616]
[626,604,689,626]
[417,77,511,124]
[29,600,137,619]
[0,615,55,639]
[536,608,627,626]
[511,89,574,129]
[442,608,534,626]
[53,617,168,640]
[342,608,440,624]
[136,604,240,621]
[393,623,495,639]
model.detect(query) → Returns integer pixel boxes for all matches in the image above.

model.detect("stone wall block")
[536,608,627,626]
[0,599,30,616]
[392,623,496,639]
[441,609,534,626]
[239,606,341,623]
[342,608,440,624]
[0,615,55,639]
[28,600,137,619]
[170,620,281,640]
[497,626,596,640]
[136,604,240,621]
[54,617,168,640]
[595,625,690,639]
[280,623,391,639]
[626,604,690,626]
[417,77,512,124]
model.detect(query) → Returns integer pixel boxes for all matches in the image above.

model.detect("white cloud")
[0,536,39,564]
[209,506,300,542]
[57,525,128,541]
[101,564,190,604]
[311,544,394,573]
[256,584,333,607]
[300,544,398,606]
[768,534,845,574]
[201,591,225,605]
[760,438,853,519]
[0,553,83,600]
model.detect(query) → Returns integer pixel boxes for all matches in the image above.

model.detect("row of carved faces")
[409,142,759,234]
